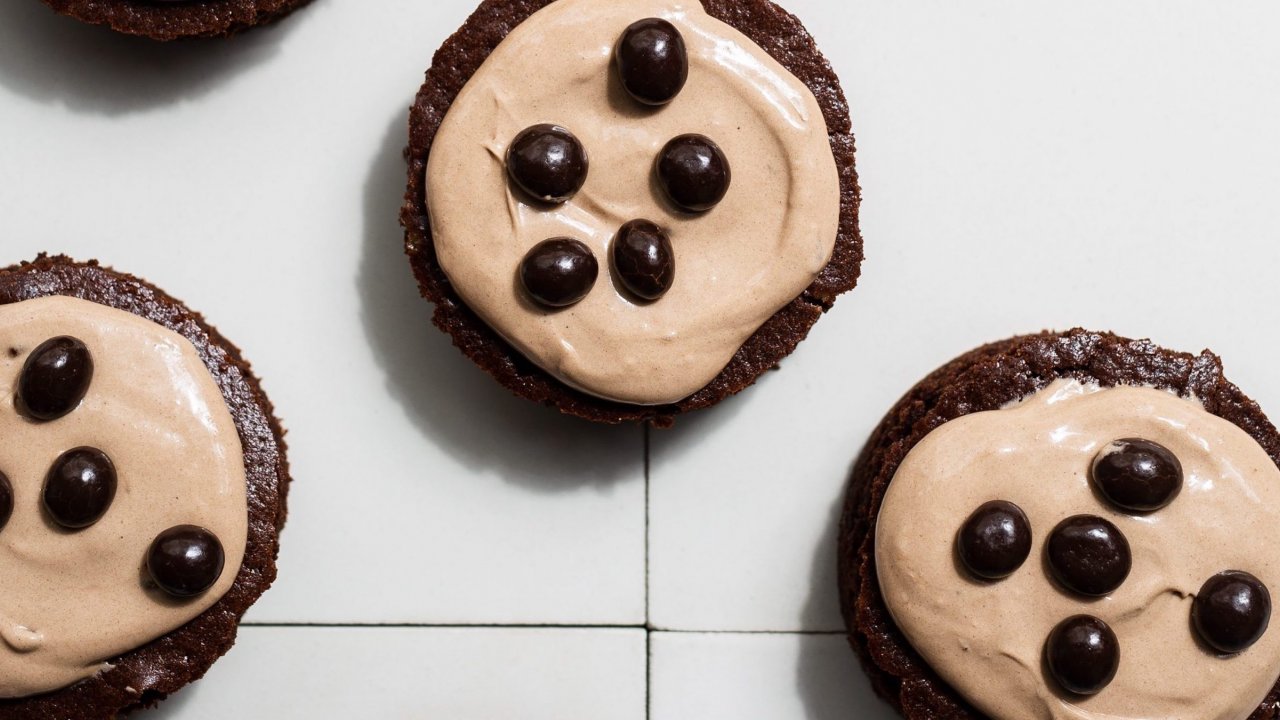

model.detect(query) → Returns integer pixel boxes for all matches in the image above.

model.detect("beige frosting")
[876,380,1280,720]
[426,0,841,405]
[0,296,247,698]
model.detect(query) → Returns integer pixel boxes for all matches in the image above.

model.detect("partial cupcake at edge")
[838,328,1280,719]
[402,0,863,426]
[39,0,314,40]
[0,255,289,719]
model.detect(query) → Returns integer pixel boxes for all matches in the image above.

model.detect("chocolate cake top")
[39,0,313,41]
[839,329,1280,719]
[878,378,1280,718]
[0,255,288,719]
[403,0,862,425]
[425,0,842,406]
[0,295,249,699]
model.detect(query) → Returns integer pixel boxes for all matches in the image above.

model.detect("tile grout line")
[241,424,840,720]
[648,629,847,636]
[646,630,653,720]
[643,422,652,720]
[247,423,841,717]
[240,622,648,629]
[240,622,841,634]
[644,423,651,628]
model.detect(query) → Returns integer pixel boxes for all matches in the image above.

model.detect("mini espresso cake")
[0,256,288,718]
[837,329,1280,719]
[402,0,862,425]
[40,0,313,40]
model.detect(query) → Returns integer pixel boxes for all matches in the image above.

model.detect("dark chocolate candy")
[616,18,689,106]
[43,446,117,530]
[1046,515,1131,597]
[956,500,1032,580]
[1091,438,1182,513]
[612,219,675,301]
[0,470,12,532]
[506,124,589,204]
[1045,615,1120,696]
[148,525,227,599]
[520,238,599,308]
[656,134,731,212]
[1194,571,1271,654]
[18,336,94,422]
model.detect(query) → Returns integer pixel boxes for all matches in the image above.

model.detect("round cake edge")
[400,0,863,426]
[0,253,290,719]
[39,0,315,41]
[835,328,1280,719]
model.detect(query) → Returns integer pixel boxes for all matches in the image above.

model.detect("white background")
[1,0,1279,717]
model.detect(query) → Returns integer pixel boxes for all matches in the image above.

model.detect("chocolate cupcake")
[402,0,862,426]
[0,255,289,718]
[838,329,1280,719]
[39,0,313,41]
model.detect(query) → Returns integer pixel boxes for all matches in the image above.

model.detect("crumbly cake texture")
[39,0,313,41]
[836,328,1280,719]
[0,255,290,719]
[401,0,862,426]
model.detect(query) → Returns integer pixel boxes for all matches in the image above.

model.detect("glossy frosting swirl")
[876,379,1280,720]
[0,296,247,697]
[426,0,841,405]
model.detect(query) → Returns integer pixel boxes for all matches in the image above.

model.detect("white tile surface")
[650,0,1280,632]
[650,632,890,720]
[148,627,647,720]
[0,0,646,625]
[5,0,1280,717]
